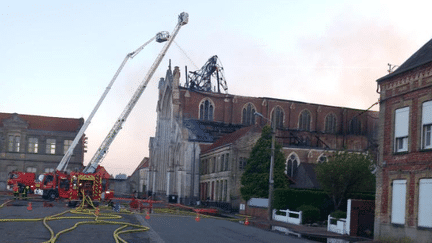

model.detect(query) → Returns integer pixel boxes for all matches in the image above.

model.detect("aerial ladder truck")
[40,12,188,204]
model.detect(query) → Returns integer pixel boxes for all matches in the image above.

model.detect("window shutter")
[395,107,409,137]
[418,179,432,227]
[391,179,406,224]
[422,101,432,125]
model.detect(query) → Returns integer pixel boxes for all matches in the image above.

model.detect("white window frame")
[26,167,37,173]
[418,178,432,228]
[28,137,39,153]
[44,168,55,173]
[422,101,432,149]
[391,179,407,225]
[394,107,409,152]
[63,139,73,154]
[46,139,56,154]
[8,135,20,152]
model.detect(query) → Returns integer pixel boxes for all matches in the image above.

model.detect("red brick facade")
[375,39,432,242]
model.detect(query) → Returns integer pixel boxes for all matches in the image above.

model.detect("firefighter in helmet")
[13,183,19,200]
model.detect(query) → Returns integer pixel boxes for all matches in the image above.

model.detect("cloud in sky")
[1,1,431,176]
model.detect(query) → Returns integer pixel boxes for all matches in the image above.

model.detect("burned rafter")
[186,55,228,93]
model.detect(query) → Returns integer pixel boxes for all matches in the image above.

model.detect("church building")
[148,57,378,207]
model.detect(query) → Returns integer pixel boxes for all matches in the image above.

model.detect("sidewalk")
[247,217,374,242]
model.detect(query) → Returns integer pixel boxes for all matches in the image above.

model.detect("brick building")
[0,112,85,190]
[375,38,432,242]
[149,60,378,206]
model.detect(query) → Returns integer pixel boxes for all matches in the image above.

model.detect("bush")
[297,205,320,224]
[273,188,333,221]
[330,210,346,219]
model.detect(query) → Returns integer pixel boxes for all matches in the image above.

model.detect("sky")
[1,1,431,176]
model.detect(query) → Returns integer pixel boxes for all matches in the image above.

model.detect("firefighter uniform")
[13,184,19,200]
[22,186,29,200]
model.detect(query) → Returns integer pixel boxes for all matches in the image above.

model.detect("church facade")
[148,61,378,206]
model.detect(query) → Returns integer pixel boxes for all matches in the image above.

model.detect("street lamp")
[254,112,275,222]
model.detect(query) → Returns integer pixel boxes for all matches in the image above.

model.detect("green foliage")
[315,150,376,210]
[240,126,289,202]
[296,205,320,224]
[330,210,347,219]
[273,188,328,210]
[273,188,333,220]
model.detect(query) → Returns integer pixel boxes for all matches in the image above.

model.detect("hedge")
[273,188,375,221]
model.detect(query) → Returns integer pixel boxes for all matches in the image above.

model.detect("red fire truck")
[6,171,38,193]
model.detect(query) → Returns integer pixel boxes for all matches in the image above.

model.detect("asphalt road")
[0,195,150,243]
[0,194,316,243]
[137,213,316,243]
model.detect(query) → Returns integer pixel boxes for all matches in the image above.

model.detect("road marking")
[135,214,165,243]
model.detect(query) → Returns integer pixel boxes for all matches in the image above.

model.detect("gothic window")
[242,103,256,126]
[325,113,337,133]
[349,117,362,135]
[299,110,311,131]
[225,153,229,171]
[239,157,247,170]
[286,153,299,177]
[199,99,214,121]
[272,106,284,129]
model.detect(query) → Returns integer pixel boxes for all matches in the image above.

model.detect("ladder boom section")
[83,12,188,174]
[56,34,160,172]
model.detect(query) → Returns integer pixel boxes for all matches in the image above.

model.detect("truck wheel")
[48,190,56,201]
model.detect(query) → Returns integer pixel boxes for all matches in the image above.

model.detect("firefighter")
[22,186,29,200]
[13,183,19,200]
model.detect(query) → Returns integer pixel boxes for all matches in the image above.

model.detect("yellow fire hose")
[0,196,149,243]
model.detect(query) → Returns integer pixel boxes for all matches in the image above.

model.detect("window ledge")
[419,148,432,152]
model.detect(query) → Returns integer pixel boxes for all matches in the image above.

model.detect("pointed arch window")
[199,99,214,121]
[299,110,311,131]
[286,153,300,178]
[325,113,337,133]
[272,107,284,129]
[349,117,362,135]
[242,103,256,126]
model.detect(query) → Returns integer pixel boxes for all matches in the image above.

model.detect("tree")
[315,150,375,210]
[240,126,289,202]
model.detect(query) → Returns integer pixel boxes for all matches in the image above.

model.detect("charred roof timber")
[186,55,228,93]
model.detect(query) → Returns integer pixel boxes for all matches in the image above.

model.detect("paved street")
[0,195,149,243]
[1,194,317,243]
[137,213,315,243]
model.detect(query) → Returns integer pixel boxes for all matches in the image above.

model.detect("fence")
[272,209,302,225]
[327,215,348,235]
